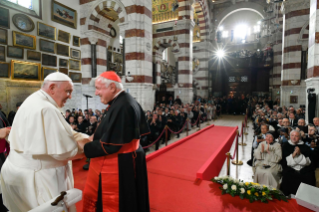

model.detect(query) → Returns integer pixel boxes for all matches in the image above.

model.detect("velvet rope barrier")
[142,126,167,149]
[191,114,201,127]
[166,121,188,134]
[230,133,238,160]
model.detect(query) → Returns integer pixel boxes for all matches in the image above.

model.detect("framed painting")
[38,22,56,40]
[42,67,57,80]
[0,7,10,29]
[12,13,35,32]
[69,72,82,83]
[52,1,77,29]
[11,60,41,81]
[0,28,8,45]
[0,61,10,78]
[56,43,70,57]
[42,54,57,67]
[7,46,24,59]
[58,30,70,43]
[290,96,298,104]
[13,31,36,50]
[59,67,68,75]
[27,50,41,61]
[39,39,55,54]
[0,45,5,61]
[70,48,81,60]
[69,59,81,70]
[59,58,68,67]
[73,36,80,47]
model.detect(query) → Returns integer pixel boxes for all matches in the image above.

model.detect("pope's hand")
[0,127,10,139]
[77,138,92,152]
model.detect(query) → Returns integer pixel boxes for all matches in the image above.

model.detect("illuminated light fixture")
[219,26,223,31]
[257,21,261,25]
[222,31,228,38]
[216,49,225,58]
[235,24,247,39]
[242,40,246,43]
[257,49,260,51]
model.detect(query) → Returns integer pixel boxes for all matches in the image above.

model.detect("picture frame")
[38,22,56,40]
[0,7,10,29]
[0,61,10,78]
[7,46,24,59]
[13,31,36,50]
[42,67,57,80]
[59,67,68,75]
[0,45,5,61]
[69,72,82,83]
[0,28,8,45]
[11,60,41,81]
[27,50,41,61]
[59,58,68,67]
[69,59,81,70]
[70,48,81,60]
[42,54,57,67]
[56,43,70,57]
[58,29,70,43]
[12,13,35,32]
[39,39,55,54]
[52,1,77,29]
[73,36,80,47]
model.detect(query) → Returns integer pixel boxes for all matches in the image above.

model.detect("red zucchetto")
[100,71,122,83]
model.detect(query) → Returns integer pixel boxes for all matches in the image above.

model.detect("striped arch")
[193,0,211,41]
[153,38,180,63]
[87,0,127,35]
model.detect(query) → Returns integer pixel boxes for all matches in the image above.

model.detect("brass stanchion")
[186,119,189,136]
[232,131,243,165]
[238,122,247,146]
[165,126,168,146]
[226,152,231,176]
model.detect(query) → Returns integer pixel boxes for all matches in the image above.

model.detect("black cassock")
[280,142,316,196]
[83,91,150,212]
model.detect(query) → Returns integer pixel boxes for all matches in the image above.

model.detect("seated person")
[303,124,318,146]
[247,124,269,166]
[278,127,289,144]
[280,130,316,196]
[253,131,282,188]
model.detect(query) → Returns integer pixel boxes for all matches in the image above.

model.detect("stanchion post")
[165,126,168,146]
[186,119,189,136]
[232,131,243,165]
[238,122,247,146]
[226,152,231,176]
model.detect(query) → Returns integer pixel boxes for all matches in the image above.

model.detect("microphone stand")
[83,94,93,110]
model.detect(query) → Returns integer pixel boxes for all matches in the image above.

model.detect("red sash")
[83,139,140,212]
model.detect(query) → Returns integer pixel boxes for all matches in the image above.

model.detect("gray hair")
[290,130,301,137]
[91,76,124,90]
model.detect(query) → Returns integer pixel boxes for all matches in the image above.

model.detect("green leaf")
[231,193,235,197]
[240,195,244,200]
[222,190,226,195]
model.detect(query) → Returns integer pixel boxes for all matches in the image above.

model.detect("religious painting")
[40,39,55,54]
[73,36,80,47]
[0,7,10,29]
[38,22,56,40]
[69,59,81,70]
[0,45,5,61]
[158,3,169,12]
[27,50,41,61]
[42,54,57,67]
[52,1,77,29]
[58,30,70,43]
[11,60,41,81]
[113,53,123,64]
[59,67,68,75]
[7,46,24,59]
[290,96,298,104]
[42,67,57,80]
[69,72,82,83]
[0,28,8,45]
[59,58,68,67]
[0,61,10,78]
[56,43,70,57]
[70,48,81,60]
[13,31,36,50]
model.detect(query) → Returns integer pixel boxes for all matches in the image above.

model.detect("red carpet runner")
[73,125,311,212]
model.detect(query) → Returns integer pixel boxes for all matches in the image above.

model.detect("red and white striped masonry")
[307,0,319,78]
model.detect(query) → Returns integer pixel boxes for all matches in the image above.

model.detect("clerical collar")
[288,140,304,146]
[39,90,59,108]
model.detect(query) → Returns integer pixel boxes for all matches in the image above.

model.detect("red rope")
[142,127,167,149]
[191,114,201,126]
[167,121,188,134]
[230,134,238,160]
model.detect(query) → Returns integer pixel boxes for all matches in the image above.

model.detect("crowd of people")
[248,96,318,197]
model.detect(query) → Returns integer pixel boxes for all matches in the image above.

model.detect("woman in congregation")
[253,131,282,188]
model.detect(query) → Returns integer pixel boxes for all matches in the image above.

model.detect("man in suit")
[289,113,298,127]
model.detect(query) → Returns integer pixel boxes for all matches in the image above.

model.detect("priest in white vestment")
[0,73,89,212]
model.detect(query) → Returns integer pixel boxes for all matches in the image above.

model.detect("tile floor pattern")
[146,115,319,185]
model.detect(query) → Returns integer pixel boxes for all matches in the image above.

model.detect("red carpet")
[72,125,311,212]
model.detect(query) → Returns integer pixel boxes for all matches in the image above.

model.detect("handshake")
[77,134,94,153]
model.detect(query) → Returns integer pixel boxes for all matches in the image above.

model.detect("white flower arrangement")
[240,188,245,194]
[239,182,244,186]
[223,184,228,190]
[231,185,237,191]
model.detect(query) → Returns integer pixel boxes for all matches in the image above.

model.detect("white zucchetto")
[44,72,72,82]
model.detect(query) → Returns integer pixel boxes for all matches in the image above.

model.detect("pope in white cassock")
[0,73,89,212]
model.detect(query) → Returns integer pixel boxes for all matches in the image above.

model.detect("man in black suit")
[76,115,88,133]
[289,113,298,127]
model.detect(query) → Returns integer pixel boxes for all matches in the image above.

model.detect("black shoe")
[247,159,252,166]
[83,163,90,170]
